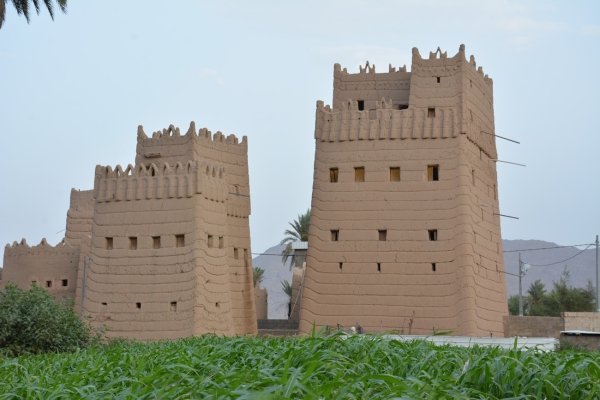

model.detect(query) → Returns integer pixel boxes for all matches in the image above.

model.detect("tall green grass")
[1,333,599,399]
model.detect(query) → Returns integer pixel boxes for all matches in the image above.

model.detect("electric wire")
[527,245,593,267]
[503,244,594,253]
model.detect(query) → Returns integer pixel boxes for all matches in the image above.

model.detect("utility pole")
[596,235,600,312]
[519,253,523,316]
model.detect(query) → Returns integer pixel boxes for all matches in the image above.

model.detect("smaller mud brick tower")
[82,123,257,340]
[299,45,508,336]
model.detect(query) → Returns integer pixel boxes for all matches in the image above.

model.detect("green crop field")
[1,332,599,399]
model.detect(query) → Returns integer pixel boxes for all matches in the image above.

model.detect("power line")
[503,244,594,253]
[527,245,593,267]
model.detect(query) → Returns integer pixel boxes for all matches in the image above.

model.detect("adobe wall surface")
[1,238,80,301]
[563,312,600,332]
[255,285,268,319]
[133,123,256,335]
[83,125,257,339]
[503,316,564,338]
[65,189,94,246]
[299,45,507,336]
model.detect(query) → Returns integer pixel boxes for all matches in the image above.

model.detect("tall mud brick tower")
[83,123,256,339]
[299,45,508,336]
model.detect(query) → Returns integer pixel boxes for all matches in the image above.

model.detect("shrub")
[0,283,103,357]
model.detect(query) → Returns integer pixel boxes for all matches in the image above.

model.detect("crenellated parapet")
[3,237,78,262]
[136,121,247,160]
[93,160,230,204]
[315,98,458,142]
[138,122,246,146]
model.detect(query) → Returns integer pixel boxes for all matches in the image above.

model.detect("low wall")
[560,333,600,350]
[562,312,600,332]
[503,316,564,338]
[257,319,299,330]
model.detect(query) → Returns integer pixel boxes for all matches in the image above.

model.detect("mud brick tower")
[82,123,257,339]
[299,45,508,336]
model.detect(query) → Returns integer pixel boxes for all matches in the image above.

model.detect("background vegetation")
[508,267,596,316]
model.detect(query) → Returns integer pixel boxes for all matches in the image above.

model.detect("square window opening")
[339,262,343,271]
[62,279,68,287]
[152,236,161,249]
[428,230,438,241]
[136,302,141,309]
[329,168,339,183]
[175,234,185,248]
[390,167,400,182]
[357,100,364,111]
[215,302,220,308]
[432,263,437,272]
[105,237,113,250]
[170,301,177,312]
[427,165,439,181]
[46,280,52,288]
[436,77,440,83]
[378,230,387,241]
[207,235,213,248]
[219,236,224,249]
[128,237,137,250]
[331,230,339,241]
[377,263,381,272]
[427,108,436,118]
[354,167,365,182]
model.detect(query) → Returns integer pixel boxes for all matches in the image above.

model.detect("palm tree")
[527,279,546,305]
[279,208,310,268]
[1,0,67,29]
[253,267,265,288]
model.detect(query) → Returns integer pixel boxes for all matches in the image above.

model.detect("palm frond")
[253,267,265,288]
[1,0,67,29]
[281,280,293,299]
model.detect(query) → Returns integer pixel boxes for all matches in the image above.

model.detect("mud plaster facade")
[1,123,257,339]
[255,284,268,320]
[299,45,508,336]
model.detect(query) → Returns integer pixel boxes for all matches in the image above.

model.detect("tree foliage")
[253,267,265,288]
[279,208,310,268]
[280,280,293,299]
[0,0,67,29]
[508,268,596,317]
[0,283,103,357]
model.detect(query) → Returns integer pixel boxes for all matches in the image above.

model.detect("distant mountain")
[253,239,598,319]
[503,239,597,296]
[252,244,293,319]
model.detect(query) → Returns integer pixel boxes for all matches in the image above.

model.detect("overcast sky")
[1,1,599,254]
